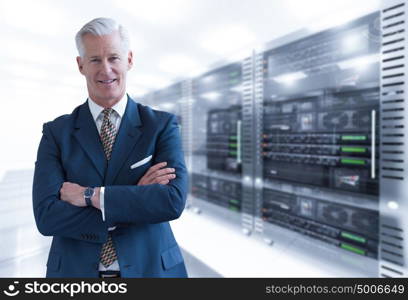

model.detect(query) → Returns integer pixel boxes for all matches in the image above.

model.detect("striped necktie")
[99,107,118,267]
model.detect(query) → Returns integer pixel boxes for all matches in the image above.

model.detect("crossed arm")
[59,161,177,209]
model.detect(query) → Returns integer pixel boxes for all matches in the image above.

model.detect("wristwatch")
[84,187,95,207]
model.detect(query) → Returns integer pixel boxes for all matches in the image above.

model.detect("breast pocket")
[130,155,153,170]
[128,155,154,183]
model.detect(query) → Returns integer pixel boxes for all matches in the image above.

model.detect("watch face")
[84,187,94,198]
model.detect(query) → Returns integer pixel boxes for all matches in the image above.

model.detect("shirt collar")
[88,93,128,122]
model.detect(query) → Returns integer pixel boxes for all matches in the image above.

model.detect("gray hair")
[75,17,130,57]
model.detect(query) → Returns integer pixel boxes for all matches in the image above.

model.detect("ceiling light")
[200,91,221,101]
[272,71,307,85]
[160,102,176,110]
[387,201,399,210]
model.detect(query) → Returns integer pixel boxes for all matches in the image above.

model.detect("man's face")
[76,31,133,105]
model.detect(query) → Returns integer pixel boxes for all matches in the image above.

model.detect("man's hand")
[137,162,176,185]
[60,182,86,207]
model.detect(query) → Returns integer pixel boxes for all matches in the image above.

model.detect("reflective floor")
[0,169,220,278]
[0,169,51,277]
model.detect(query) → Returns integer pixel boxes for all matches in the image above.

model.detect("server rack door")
[258,12,381,276]
[190,63,245,225]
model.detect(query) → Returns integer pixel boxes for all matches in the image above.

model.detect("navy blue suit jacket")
[32,97,188,277]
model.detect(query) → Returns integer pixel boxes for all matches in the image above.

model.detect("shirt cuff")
[100,186,105,221]
[100,187,116,231]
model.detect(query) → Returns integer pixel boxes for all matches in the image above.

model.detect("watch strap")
[85,196,93,207]
[84,187,94,207]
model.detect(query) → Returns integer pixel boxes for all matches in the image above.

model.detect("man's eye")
[90,59,100,63]
[110,57,119,61]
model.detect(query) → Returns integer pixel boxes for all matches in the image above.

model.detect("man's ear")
[127,51,133,70]
[76,56,84,74]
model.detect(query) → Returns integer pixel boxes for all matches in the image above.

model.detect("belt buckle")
[100,271,120,278]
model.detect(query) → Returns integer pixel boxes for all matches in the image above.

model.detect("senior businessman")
[32,17,188,278]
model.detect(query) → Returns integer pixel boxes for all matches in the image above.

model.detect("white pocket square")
[130,155,152,169]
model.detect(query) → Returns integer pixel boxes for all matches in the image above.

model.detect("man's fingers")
[153,168,175,177]
[158,180,170,185]
[145,167,175,181]
[138,172,176,185]
[137,163,177,186]
[148,162,167,172]
[144,162,167,177]
[153,173,176,183]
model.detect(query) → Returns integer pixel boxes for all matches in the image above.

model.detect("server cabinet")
[256,12,382,275]
[379,0,408,278]
[189,63,247,224]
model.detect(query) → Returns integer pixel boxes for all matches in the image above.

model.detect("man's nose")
[100,60,113,74]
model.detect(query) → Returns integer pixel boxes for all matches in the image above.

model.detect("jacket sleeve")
[32,122,108,243]
[104,114,188,227]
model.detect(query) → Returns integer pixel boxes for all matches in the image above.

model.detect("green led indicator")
[229,79,240,85]
[341,135,367,141]
[229,136,238,140]
[341,158,366,165]
[341,232,366,243]
[229,151,237,156]
[341,243,366,255]
[229,143,238,148]
[229,206,239,211]
[341,147,366,153]
[229,199,239,205]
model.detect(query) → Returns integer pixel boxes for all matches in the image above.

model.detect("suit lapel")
[73,102,107,180]
[105,97,143,184]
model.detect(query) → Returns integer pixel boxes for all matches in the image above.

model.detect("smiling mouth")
[98,79,117,84]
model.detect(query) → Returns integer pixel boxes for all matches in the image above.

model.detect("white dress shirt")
[87,93,128,271]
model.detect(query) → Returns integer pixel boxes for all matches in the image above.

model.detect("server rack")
[189,62,247,224]
[255,12,382,275]
[379,0,407,278]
